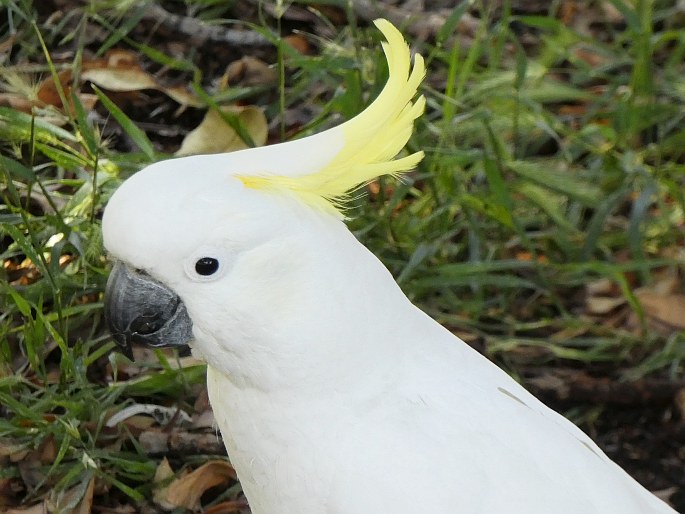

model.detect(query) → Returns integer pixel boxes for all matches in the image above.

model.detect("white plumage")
[102,20,676,514]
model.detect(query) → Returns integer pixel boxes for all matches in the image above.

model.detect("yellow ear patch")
[239,19,425,217]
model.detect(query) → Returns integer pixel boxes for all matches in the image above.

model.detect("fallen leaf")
[586,296,626,315]
[163,85,203,108]
[82,66,157,92]
[1,48,198,122]
[0,69,93,119]
[152,458,176,509]
[635,291,685,331]
[154,460,236,511]
[585,278,617,296]
[81,50,202,107]
[39,434,57,465]
[36,70,72,109]
[53,477,94,514]
[283,34,311,54]
[225,56,278,87]
[175,106,267,156]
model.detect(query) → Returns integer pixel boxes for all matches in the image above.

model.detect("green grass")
[1,0,684,508]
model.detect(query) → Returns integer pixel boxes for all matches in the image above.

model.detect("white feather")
[103,161,675,514]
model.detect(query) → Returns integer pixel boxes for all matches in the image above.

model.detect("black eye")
[195,257,219,276]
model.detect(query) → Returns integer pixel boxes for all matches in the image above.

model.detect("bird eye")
[185,249,228,282]
[195,257,219,276]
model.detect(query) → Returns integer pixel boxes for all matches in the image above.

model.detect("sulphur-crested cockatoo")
[103,19,675,514]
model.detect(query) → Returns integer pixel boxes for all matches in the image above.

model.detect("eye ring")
[195,257,219,276]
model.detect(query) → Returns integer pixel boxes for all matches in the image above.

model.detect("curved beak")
[104,261,193,359]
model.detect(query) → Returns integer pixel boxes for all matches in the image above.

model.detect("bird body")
[200,211,671,514]
[103,20,676,514]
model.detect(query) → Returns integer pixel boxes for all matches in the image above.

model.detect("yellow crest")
[239,19,425,217]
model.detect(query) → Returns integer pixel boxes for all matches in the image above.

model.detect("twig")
[249,0,480,40]
[139,4,271,47]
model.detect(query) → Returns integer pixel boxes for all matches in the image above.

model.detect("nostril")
[129,313,165,335]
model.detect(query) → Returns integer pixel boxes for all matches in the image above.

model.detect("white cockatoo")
[103,20,676,514]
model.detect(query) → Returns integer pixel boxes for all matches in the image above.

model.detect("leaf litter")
[1,0,684,512]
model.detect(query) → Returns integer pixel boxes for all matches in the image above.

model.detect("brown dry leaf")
[52,477,95,514]
[81,49,201,107]
[152,457,176,509]
[586,277,616,296]
[36,70,72,109]
[76,479,95,514]
[81,49,153,91]
[283,34,311,54]
[225,56,278,87]
[82,66,157,92]
[38,434,57,465]
[584,277,629,318]
[635,291,685,331]
[586,296,626,315]
[0,69,95,120]
[2,48,199,117]
[117,414,156,432]
[163,85,203,108]
[175,106,267,156]
[154,460,236,511]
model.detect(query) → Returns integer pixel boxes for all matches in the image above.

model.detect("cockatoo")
[103,19,676,514]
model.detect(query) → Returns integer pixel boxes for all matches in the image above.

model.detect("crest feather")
[239,19,425,217]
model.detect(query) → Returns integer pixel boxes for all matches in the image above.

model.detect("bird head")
[103,19,425,384]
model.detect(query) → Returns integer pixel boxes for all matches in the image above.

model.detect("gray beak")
[104,261,193,359]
